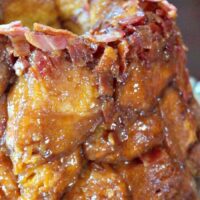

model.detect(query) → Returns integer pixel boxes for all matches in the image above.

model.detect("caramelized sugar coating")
[0,0,199,199]
[160,88,197,160]
[0,95,7,138]
[118,62,174,111]
[64,163,129,200]
[84,111,164,163]
[188,143,200,177]
[6,51,101,174]
[0,36,12,96]
[0,152,19,200]
[117,148,198,200]
[18,149,83,200]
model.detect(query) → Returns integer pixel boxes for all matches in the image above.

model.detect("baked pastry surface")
[0,0,200,199]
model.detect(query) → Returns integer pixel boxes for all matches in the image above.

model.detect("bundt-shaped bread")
[0,0,199,199]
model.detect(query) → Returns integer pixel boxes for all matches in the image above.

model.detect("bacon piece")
[118,39,129,73]
[30,50,53,78]
[0,21,30,57]
[9,35,30,57]
[144,0,177,18]
[25,31,67,52]
[66,37,98,67]
[0,21,28,36]
[89,29,125,43]
[119,11,145,26]
[33,23,76,37]
[159,0,177,18]
[33,24,98,67]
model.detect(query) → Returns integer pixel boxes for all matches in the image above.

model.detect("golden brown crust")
[6,57,102,174]
[116,148,198,200]
[0,152,19,200]
[18,149,83,200]
[0,0,199,199]
[64,163,129,200]
[160,88,197,160]
[84,111,164,163]
[1,0,60,28]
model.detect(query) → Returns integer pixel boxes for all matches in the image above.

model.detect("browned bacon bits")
[0,0,199,199]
